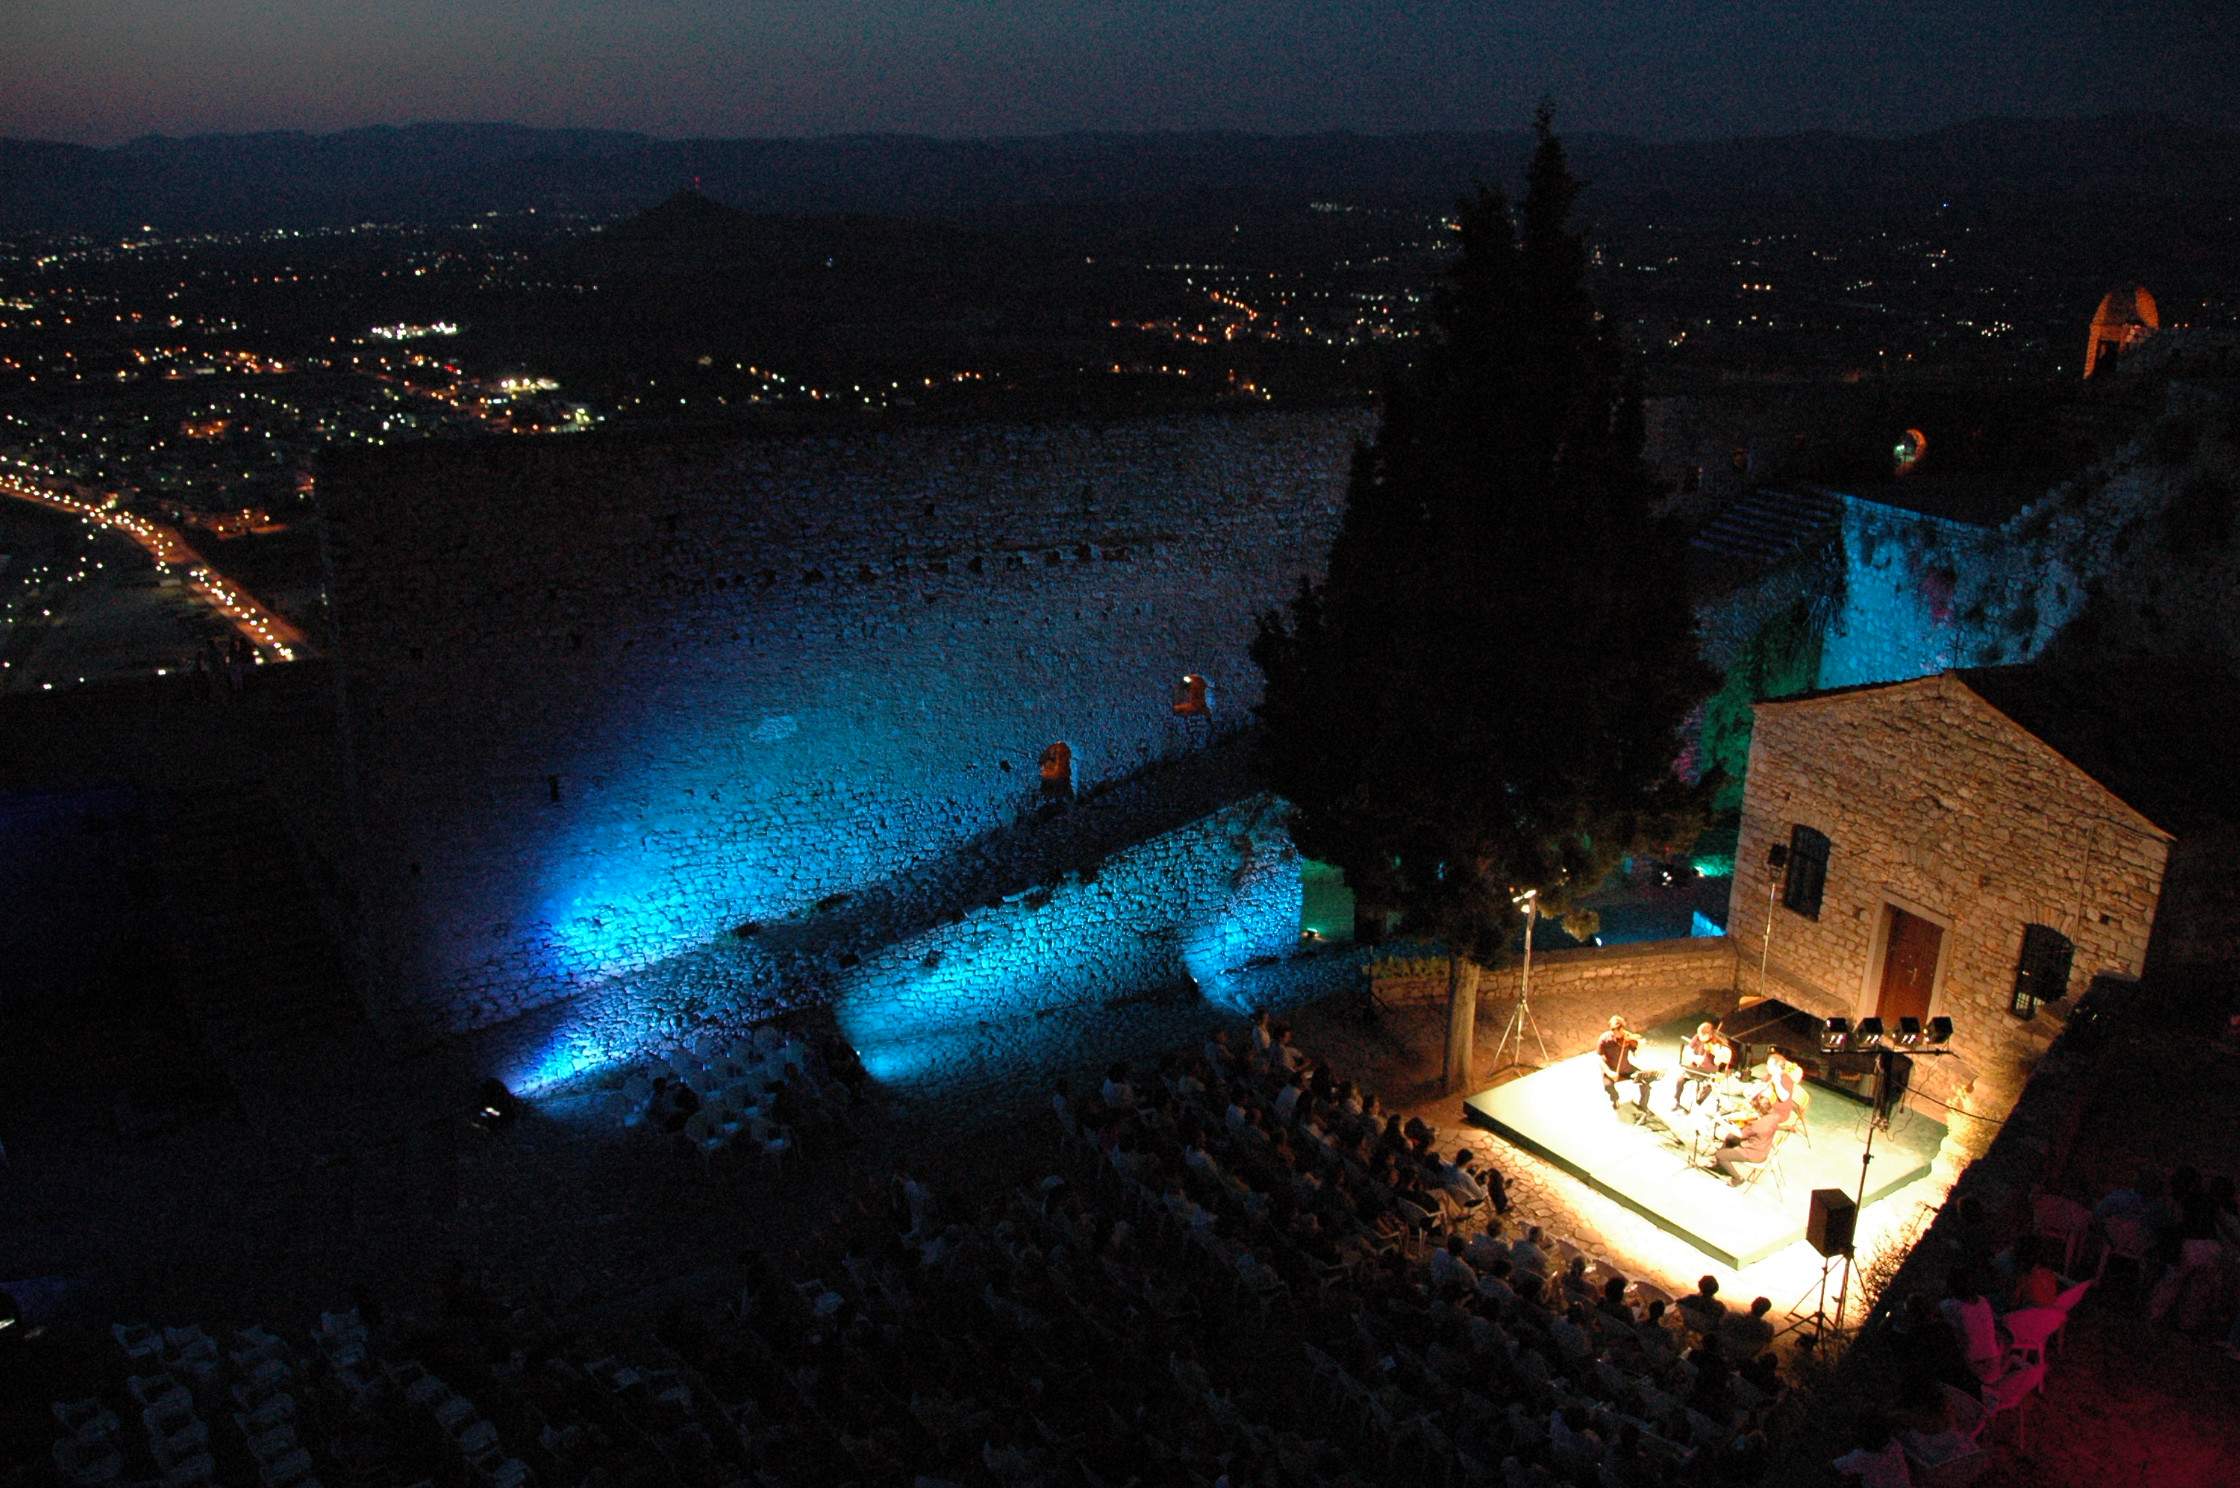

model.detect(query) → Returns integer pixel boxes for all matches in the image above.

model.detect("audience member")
[1938,1266,2002,1383]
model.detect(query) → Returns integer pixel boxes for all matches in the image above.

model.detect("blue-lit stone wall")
[832,796,1301,1085]
[322,411,1364,1037]
[1811,402,2237,691]
[1815,501,2002,689]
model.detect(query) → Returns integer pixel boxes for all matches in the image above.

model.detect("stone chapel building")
[1725,661,2240,1131]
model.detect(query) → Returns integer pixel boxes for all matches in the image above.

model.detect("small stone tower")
[2083,284,2159,379]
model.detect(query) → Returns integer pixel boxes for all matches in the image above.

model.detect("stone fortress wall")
[1810,376,2240,692]
[321,410,1369,1046]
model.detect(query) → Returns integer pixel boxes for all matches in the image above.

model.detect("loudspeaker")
[1766,842,1789,869]
[1807,1188,1857,1258]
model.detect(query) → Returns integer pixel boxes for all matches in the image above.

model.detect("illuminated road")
[0,473,304,662]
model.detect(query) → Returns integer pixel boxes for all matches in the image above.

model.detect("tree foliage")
[1251,110,1712,967]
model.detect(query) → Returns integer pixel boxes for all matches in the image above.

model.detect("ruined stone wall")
[1815,501,2004,688]
[1727,676,2168,1116]
[321,410,1366,1036]
[1364,936,1741,1061]
[1809,383,2240,693]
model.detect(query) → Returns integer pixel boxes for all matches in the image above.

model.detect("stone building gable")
[1727,673,2169,1114]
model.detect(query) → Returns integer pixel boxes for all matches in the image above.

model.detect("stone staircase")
[1690,485,1846,567]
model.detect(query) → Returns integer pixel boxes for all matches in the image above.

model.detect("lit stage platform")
[1463,1018,1943,1268]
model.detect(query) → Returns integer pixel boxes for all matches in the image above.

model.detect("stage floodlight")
[1856,1018,1885,1049]
[1895,1016,1923,1047]
[474,1077,522,1132]
[1926,1016,1954,1045]
[1820,1017,1851,1052]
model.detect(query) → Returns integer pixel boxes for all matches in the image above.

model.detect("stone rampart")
[321,410,1367,1036]
[1365,936,1741,1060]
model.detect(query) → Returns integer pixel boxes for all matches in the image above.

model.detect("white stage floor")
[1462,1019,1942,1267]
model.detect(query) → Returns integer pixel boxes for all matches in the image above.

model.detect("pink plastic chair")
[2000,1305,2066,1370]
[2031,1194,2092,1274]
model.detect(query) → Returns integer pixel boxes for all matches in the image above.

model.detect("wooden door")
[1875,907,1941,1025]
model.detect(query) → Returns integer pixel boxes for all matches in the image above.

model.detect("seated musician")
[1597,1015,1659,1115]
[1763,1048,1804,1114]
[1708,1092,1783,1187]
[1672,1022,1734,1112]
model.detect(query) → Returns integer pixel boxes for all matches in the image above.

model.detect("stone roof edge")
[1942,675,2177,843]
[1748,674,1939,710]
[1753,671,2176,842]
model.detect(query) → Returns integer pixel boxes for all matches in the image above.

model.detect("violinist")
[1598,1015,1659,1115]
[1673,1022,1734,1113]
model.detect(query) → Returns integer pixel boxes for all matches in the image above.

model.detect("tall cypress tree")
[1252,110,1711,1090]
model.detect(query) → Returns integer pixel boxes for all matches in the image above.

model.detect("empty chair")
[2094,1217,2155,1290]
[171,1341,223,1388]
[2031,1194,2093,1274]
[1904,1439,1991,1488]
[247,1421,300,1461]
[142,1393,197,1438]
[317,1307,362,1337]
[53,1398,120,1443]
[152,1417,212,1471]
[1941,1365,2043,1451]
[455,1418,501,1458]
[259,1445,314,1487]
[2048,1278,2092,1354]
[235,1394,298,1437]
[433,1392,478,1431]
[402,1372,450,1407]
[161,1453,216,1488]
[232,1358,293,1408]
[113,1322,165,1360]
[331,1360,379,1405]
[53,1435,125,1486]
[1999,1305,2066,1369]
[130,1373,188,1411]
[164,1326,217,1362]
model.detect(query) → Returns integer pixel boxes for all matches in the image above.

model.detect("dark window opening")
[1039,742,1073,797]
[1782,825,1830,919]
[2011,923,2074,1020]
[1173,674,1210,716]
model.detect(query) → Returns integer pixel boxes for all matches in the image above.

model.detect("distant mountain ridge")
[2,114,2234,234]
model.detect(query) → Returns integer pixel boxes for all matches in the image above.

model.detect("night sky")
[6,0,2237,146]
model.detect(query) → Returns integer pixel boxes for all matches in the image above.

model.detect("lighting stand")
[1489,892,1551,1076]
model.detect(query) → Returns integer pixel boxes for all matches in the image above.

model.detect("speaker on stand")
[1778,1188,1857,1349]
